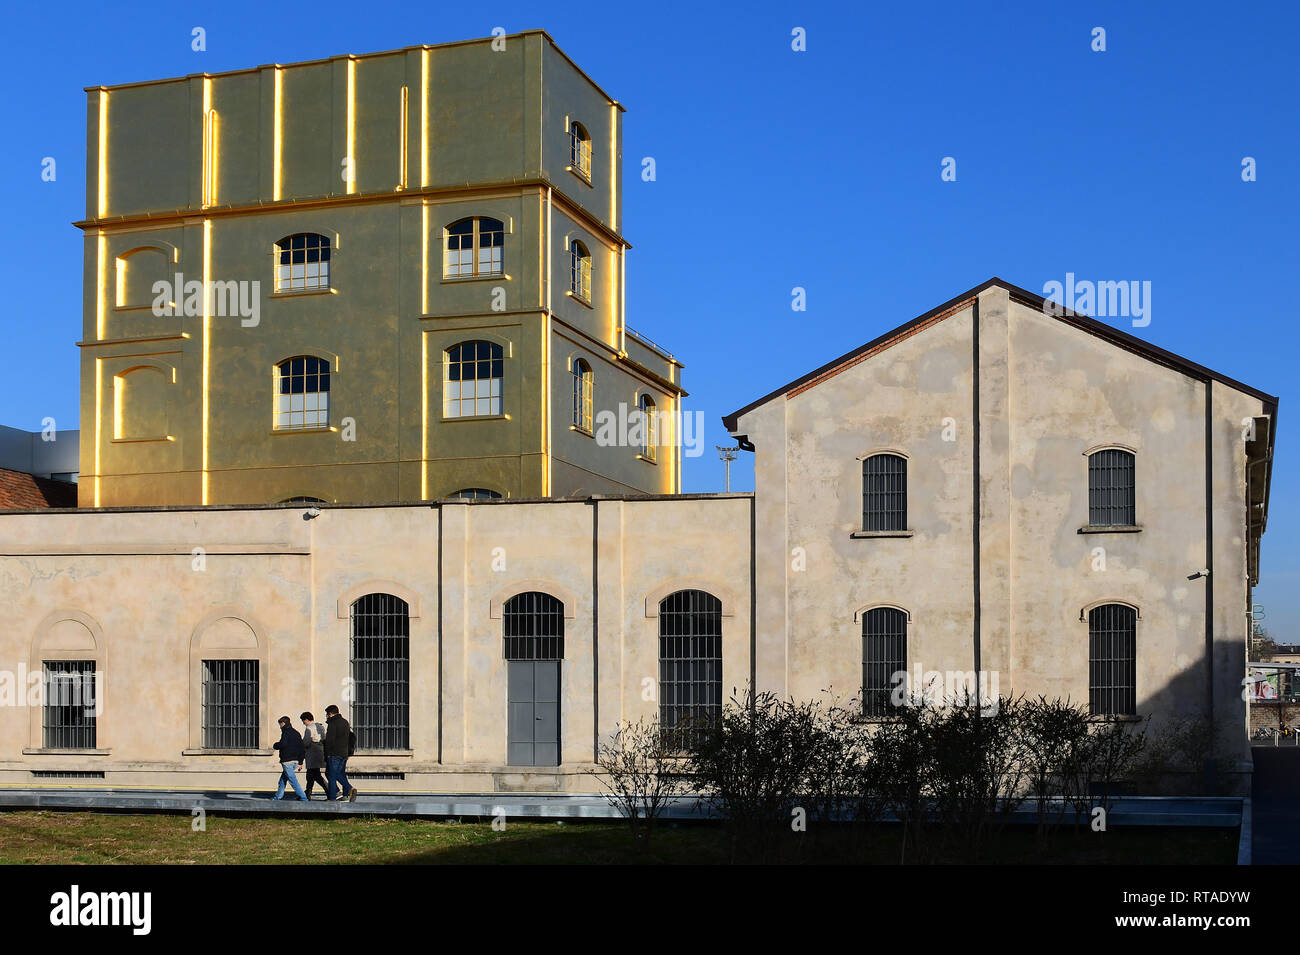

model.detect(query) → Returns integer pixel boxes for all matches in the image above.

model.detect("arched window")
[449,488,502,500]
[350,593,410,751]
[444,341,503,418]
[572,358,593,432]
[658,589,722,749]
[862,607,907,717]
[1088,603,1137,716]
[274,356,330,430]
[862,453,907,531]
[503,592,565,661]
[504,592,564,767]
[569,121,591,178]
[1088,449,1136,527]
[569,240,591,302]
[443,216,504,278]
[637,393,657,462]
[274,233,331,291]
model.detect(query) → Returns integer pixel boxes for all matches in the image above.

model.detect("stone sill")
[850,530,914,539]
[22,748,111,756]
[181,749,274,757]
[1078,525,1142,534]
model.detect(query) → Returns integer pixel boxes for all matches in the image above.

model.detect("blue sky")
[1,0,1296,631]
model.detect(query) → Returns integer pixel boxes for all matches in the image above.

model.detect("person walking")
[271,715,308,801]
[323,704,358,802]
[300,711,329,800]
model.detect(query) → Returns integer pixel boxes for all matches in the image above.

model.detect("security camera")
[1187,569,1211,580]
[303,507,322,521]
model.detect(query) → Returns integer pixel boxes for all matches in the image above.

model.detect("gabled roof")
[722,276,1279,433]
[0,469,77,509]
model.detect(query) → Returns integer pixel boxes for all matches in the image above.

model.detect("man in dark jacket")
[323,705,357,802]
[272,715,308,801]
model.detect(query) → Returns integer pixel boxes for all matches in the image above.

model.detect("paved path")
[1251,746,1300,864]
[0,788,1243,827]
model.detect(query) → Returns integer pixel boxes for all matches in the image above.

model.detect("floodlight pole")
[716,445,739,492]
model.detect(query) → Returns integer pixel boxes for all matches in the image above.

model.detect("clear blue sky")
[1,0,1296,632]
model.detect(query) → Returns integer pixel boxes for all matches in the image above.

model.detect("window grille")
[449,488,502,500]
[503,592,565,661]
[862,454,907,531]
[1088,449,1136,526]
[861,608,907,717]
[42,661,97,750]
[351,593,411,751]
[202,659,260,749]
[658,590,722,750]
[1089,603,1137,716]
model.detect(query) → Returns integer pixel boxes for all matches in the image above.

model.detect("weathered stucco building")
[0,34,1278,794]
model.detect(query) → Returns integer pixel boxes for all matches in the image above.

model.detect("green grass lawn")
[0,811,1240,864]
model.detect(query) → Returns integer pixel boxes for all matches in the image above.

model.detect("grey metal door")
[508,661,560,766]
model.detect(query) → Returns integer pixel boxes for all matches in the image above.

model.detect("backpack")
[347,729,356,757]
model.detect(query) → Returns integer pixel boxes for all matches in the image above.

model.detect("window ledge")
[636,452,658,465]
[182,748,274,756]
[570,425,594,438]
[440,274,508,284]
[1077,525,1142,534]
[353,750,415,758]
[850,530,914,539]
[22,748,111,756]
[271,427,335,436]
[566,290,594,309]
[566,165,593,188]
[111,435,174,444]
[441,414,508,424]
[1088,714,1143,723]
[271,288,335,298]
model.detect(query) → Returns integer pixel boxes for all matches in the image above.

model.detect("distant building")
[78,31,682,508]
[0,424,78,509]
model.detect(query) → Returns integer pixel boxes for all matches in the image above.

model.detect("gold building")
[77,31,684,507]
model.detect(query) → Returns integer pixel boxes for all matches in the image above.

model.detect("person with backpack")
[323,704,358,802]
[300,711,329,800]
[271,715,308,801]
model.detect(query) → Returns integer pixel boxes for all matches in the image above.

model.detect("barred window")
[572,359,593,432]
[279,496,326,504]
[569,121,591,178]
[1088,449,1136,526]
[1089,603,1137,716]
[274,356,330,430]
[274,233,331,291]
[503,592,565,661]
[201,659,259,749]
[862,453,907,531]
[638,393,657,462]
[449,488,502,500]
[659,590,722,750]
[862,608,907,717]
[444,217,504,278]
[351,593,410,751]
[42,661,97,750]
[444,341,503,418]
[569,240,591,302]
